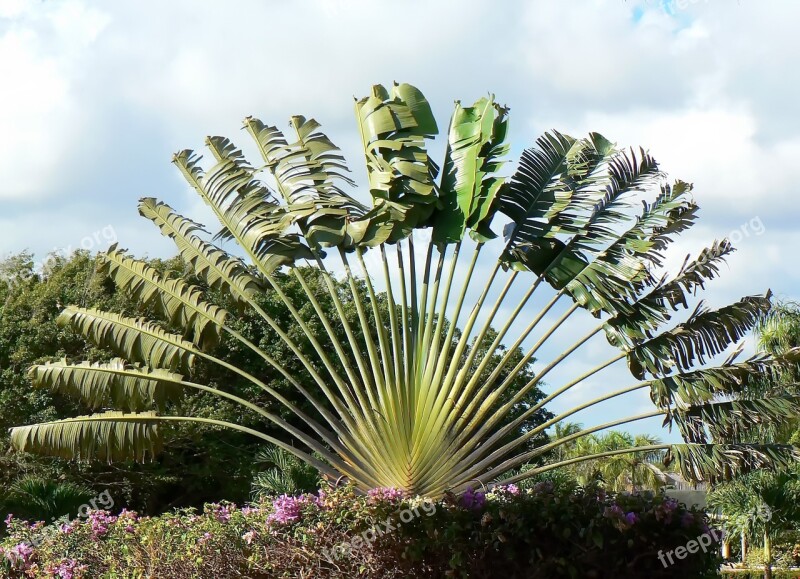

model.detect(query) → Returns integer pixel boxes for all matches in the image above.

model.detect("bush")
[0,484,721,578]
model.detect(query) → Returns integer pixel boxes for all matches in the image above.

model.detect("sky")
[0,0,798,441]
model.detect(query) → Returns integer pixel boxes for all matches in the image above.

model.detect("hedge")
[1,483,721,578]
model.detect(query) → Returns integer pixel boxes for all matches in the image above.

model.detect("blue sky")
[1,0,798,441]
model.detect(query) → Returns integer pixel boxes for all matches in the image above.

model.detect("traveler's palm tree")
[10,83,800,496]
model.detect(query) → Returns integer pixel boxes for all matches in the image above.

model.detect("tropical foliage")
[709,467,800,573]
[707,300,800,576]
[552,427,667,491]
[10,83,800,496]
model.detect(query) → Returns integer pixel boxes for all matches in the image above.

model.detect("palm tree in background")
[592,431,666,491]
[551,421,582,463]
[9,83,800,497]
[555,429,666,491]
[709,468,800,578]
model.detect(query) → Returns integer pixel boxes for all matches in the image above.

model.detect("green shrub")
[1,485,721,578]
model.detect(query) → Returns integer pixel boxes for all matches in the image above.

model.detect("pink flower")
[493,484,520,496]
[86,510,116,538]
[242,530,256,545]
[367,487,405,505]
[267,494,319,525]
[46,558,88,579]
[197,532,213,545]
[3,542,34,570]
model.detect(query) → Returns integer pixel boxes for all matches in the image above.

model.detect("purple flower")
[212,504,234,523]
[655,498,679,523]
[604,504,624,519]
[681,511,696,528]
[461,487,487,510]
[604,504,638,531]
[197,532,213,545]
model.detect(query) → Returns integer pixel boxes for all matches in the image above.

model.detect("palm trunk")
[764,529,772,579]
[741,531,747,564]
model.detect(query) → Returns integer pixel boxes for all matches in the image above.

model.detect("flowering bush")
[0,485,720,578]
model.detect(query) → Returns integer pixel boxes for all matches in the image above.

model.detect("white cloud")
[0,1,109,199]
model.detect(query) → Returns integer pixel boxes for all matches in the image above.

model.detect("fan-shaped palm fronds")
[0,476,94,523]
[11,83,800,497]
[251,447,321,499]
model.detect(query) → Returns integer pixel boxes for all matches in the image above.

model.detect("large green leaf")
[29,358,185,412]
[432,96,509,243]
[628,294,772,379]
[10,412,163,462]
[101,245,228,348]
[58,306,197,373]
[138,197,262,304]
[670,396,800,444]
[350,82,439,244]
[665,443,800,482]
[604,239,736,348]
[564,180,697,317]
[173,145,313,273]
[244,116,366,247]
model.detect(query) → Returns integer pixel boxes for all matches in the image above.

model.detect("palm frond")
[29,358,185,412]
[665,443,800,482]
[138,197,262,304]
[173,146,313,274]
[670,396,800,444]
[100,245,227,348]
[628,294,772,379]
[57,306,196,373]
[432,95,509,243]
[10,412,163,462]
[351,82,439,244]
